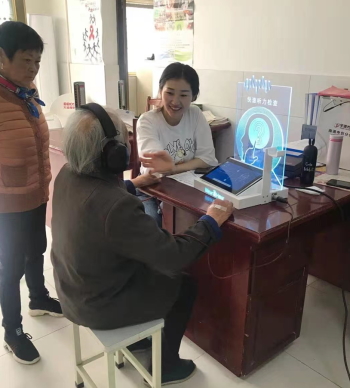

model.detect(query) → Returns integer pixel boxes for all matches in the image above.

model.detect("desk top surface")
[142,177,350,243]
[50,129,349,242]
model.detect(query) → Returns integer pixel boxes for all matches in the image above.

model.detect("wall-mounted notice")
[154,0,194,65]
[67,0,102,64]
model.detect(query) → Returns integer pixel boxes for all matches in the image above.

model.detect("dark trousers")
[136,189,162,227]
[162,275,197,367]
[0,204,48,332]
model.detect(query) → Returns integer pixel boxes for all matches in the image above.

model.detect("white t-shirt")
[137,105,218,174]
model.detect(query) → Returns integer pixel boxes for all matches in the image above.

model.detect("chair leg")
[106,352,116,388]
[115,350,124,369]
[152,330,162,388]
[73,324,84,388]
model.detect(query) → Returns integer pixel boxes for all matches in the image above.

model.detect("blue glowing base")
[194,177,288,210]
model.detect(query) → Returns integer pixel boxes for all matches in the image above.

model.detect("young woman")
[137,63,218,224]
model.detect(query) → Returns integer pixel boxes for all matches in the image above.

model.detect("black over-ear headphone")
[79,103,130,174]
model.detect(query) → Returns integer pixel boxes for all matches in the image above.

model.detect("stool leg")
[115,350,124,369]
[152,330,162,388]
[73,325,84,388]
[106,352,116,388]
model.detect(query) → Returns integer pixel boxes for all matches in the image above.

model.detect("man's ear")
[0,48,9,67]
[0,48,5,63]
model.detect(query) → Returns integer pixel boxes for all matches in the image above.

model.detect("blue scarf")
[0,74,45,119]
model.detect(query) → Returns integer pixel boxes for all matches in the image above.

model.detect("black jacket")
[51,165,220,329]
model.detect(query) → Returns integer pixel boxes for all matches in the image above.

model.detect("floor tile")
[0,325,76,388]
[44,268,56,290]
[310,279,349,298]
[286,286,350,388]
[0,282,70,357]
[2,228,349,387]
[307,275,318,286]
[43,226,53,270]
[175,351,339,388]
[0,323,205,388]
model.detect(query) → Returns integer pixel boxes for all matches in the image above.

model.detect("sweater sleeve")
[105,194,222,276]
[124,180,136,195]
[137,113,164,157]
[136,112,165,175]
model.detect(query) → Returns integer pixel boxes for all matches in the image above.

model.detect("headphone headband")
[80,103,118,139]
[78,103,130,174]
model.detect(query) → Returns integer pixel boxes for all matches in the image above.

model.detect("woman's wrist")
[171,164,178,174]
[130,177,140,188]
[163,163,177,175]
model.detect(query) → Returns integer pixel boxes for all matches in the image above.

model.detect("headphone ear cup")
[103,140,130,174]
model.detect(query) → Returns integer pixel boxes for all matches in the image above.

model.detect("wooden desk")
[141,178,350,376]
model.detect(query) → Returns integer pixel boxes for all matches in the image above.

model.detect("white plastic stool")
[73,319,164,388]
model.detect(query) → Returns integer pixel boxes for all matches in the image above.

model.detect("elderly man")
[51,103,233,385]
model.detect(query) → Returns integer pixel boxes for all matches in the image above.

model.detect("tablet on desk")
[201,158,263,195]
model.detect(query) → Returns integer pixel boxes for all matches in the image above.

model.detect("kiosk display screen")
[201,158,262,195]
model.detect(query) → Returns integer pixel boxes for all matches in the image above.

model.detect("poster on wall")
[67,0,102,64]
[154,0,194,65]
[235,76,292,187]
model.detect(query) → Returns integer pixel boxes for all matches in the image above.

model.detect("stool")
[73,319,164,388]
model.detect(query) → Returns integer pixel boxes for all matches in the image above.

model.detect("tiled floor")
[0,228,349,388]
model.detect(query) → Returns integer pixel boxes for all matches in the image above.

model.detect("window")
[126,6,154,73]
[0,0,14,24]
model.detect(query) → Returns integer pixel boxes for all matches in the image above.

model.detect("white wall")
[50,0,71,95]
[189,0,350,161]
[25,0,52,16]
[194,0,350,76]
[25,0,71,95]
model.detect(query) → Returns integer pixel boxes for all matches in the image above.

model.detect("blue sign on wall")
[235,76,292,187]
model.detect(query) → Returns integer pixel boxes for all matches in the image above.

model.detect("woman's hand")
[140,151,175,174]
[131,171,161,188]
[206,199,234,227]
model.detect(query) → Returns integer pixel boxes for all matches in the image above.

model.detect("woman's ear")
[192,95,198,102]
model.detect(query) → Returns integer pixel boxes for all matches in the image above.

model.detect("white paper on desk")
[286,139,309,151]
[166,171,201,188]
[314,170,350,191]
[114,109,135,127]
[202,110,216,123]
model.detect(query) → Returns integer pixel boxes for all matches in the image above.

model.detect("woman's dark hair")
[0,21,44,61]
[159,62,199,101]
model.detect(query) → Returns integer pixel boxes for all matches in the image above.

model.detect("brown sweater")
[0,86,51,213]
[51,166,220,329]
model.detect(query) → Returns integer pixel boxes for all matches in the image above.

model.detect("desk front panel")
[165,203,309,376]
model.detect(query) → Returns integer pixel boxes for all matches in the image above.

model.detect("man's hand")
[131,171,161,188]
[140,151,175,174]
[206,199,234,227]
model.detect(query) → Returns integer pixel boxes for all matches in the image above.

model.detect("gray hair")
[63,107,129,175]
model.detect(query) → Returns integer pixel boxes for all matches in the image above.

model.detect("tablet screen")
[201,159,262,195]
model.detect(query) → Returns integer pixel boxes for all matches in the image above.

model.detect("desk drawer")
[243,276,306,375]
[251,231,311,296]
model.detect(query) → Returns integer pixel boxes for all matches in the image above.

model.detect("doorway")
[126,1,155,115]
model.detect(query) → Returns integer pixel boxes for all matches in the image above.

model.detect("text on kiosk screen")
[202,161,262,194]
